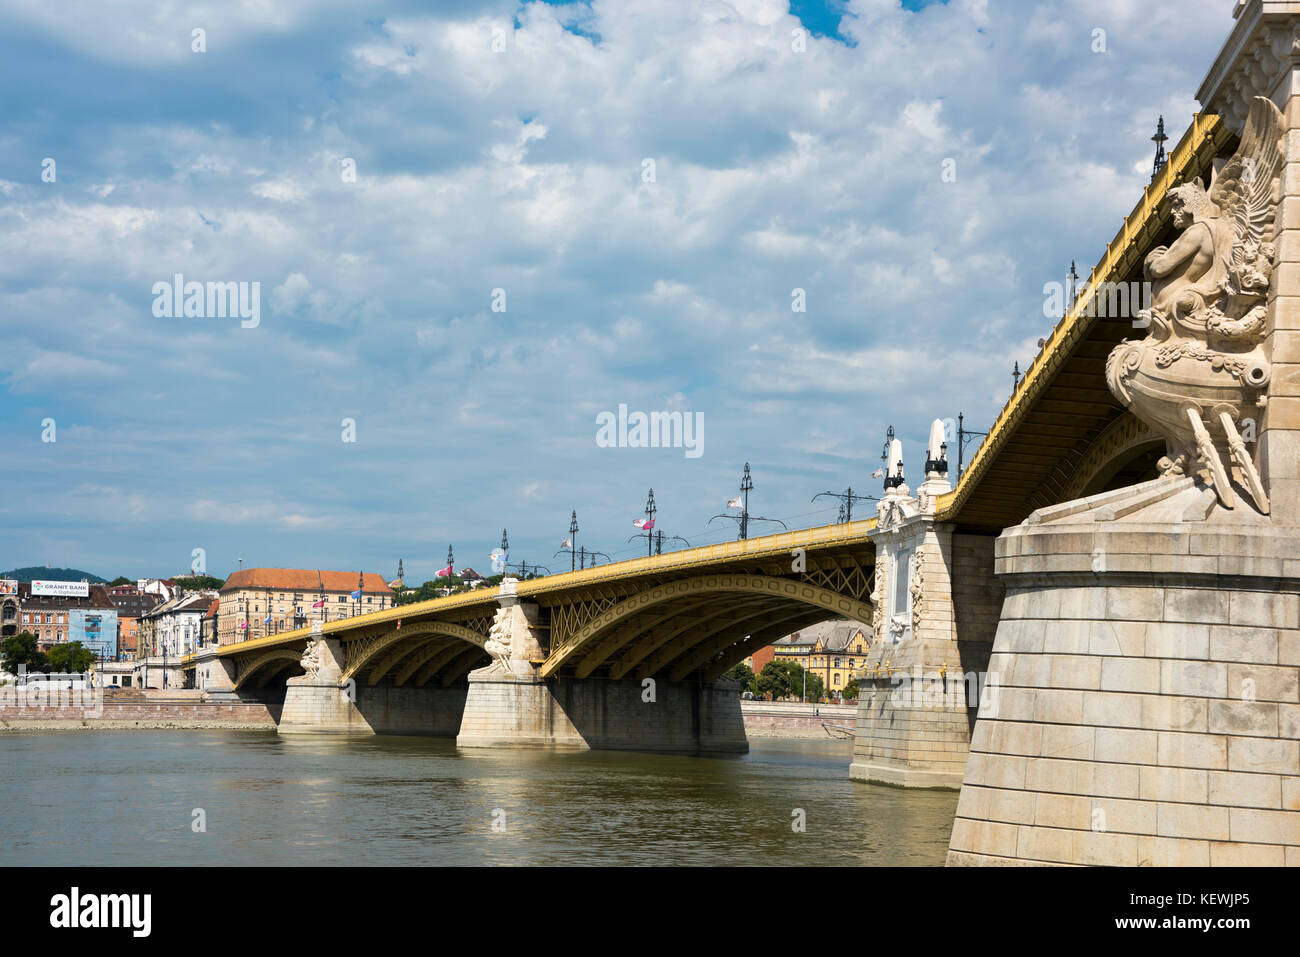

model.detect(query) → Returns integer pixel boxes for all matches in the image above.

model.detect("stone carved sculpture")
[909,551,924,634]
[483,606,513,673]
[299,638,324,680]
[870,564,886,644]
[1106,95,1284,514]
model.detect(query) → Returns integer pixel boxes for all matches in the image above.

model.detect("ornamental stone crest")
[909,551,924,634]
[870,564,887,644]
[1106,96,1283,514]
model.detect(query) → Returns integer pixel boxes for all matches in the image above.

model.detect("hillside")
[0,567,107,584]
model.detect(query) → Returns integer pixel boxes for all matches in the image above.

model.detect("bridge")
[190,105,1227,749]
[185,0,1300,866]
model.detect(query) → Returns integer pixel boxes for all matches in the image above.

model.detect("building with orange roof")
[217,568,394,644]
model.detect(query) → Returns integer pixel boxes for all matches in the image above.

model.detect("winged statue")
[1106,96,1284,513]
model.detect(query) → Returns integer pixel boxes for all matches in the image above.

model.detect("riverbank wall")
[741,701,858,739]
[0,696,278,730]
[0,694,857,739]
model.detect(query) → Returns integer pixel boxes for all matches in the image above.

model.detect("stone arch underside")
[1058,413,1164,503]
[541,573,875,680]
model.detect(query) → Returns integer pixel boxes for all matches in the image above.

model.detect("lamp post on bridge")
[505,560,550,579]
[1151,115,1169,181]
[709,463,787,541]
[956,412,989,481]
[631,528,690,555]
[566,511,579,572]
[633,489,657,557]
[811,486,877,523]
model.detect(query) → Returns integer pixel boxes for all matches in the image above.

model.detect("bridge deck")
[195,517,877,664]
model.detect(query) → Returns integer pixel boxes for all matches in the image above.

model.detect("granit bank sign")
[31,580,90,598]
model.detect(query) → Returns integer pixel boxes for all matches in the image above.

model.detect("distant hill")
[1,567,107,584]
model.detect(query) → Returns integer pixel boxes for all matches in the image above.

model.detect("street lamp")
[811,486,877,523]
[629,529,690,555]
[956,412,988,481]
[555,511,580,572]
[638,489,657,557]
[709,463,787,540]
[504,560,551,579]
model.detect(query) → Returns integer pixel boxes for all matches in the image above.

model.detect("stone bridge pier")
[456,582,748,753]
[277,627,468,736]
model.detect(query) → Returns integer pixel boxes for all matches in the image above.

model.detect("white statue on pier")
[1106,96,1283,514]
[299,635,324,680]
[483,606,514,673]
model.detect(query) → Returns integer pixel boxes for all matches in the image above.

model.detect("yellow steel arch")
[541,573,874,678]
[340,622,486,684]
[233,649,303,690]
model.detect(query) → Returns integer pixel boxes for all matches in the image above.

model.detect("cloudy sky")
[0,0,1239,582]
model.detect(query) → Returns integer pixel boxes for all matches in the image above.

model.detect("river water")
[0,732,957,865]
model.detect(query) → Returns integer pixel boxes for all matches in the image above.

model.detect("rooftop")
[220,568,394,594]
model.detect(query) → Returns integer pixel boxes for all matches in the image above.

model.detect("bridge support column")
[276,633,467,735]
[948,479,1300,866]
[456,665,747,753]
[195,652,238,701]
[850,464,1003,789]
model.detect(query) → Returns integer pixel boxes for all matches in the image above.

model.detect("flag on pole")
[239,621,248,630]
[350,589,362,599]
[312,599,325,608]
[872,468,884,479]
[633,518,655,530]
[726,496,743,509]
[396,619,402,630]
[436,564,453,578]
[560,537,571,548]
[263,615,272,625]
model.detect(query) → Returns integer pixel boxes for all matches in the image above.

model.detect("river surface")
[0,732,957,865]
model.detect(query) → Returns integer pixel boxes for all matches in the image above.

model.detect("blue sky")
[0,0,1237,582]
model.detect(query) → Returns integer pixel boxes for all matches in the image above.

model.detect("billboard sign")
[0,580,16,596]
[32,580,90,598]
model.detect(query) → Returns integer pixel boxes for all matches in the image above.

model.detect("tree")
[173,575,224,591]
[109,576,132,587]
[1,632,46,675]
[47,641,94,674]
[842,678,860,701]
[722,662,755,694]
[757,659,813,700]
